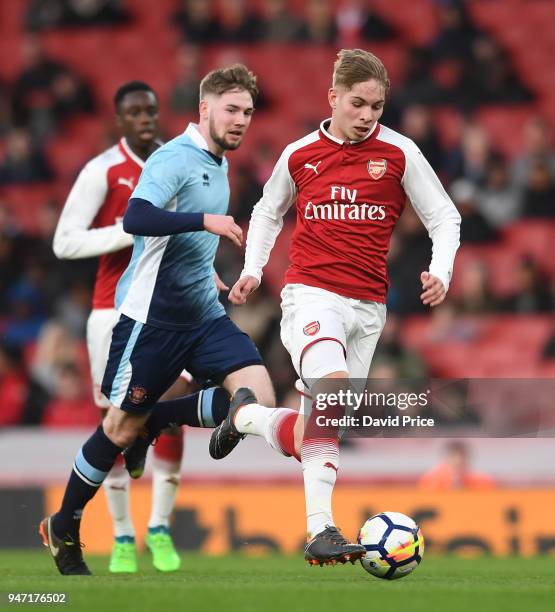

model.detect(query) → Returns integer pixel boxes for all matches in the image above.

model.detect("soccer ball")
[357,511,424,580]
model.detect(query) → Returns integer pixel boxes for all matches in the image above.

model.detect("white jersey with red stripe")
[53,138,146,309]
[242,120,461,301]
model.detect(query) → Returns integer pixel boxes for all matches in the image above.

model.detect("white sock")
[148,456,181,529]
[233,404,295,455]
[103,459,135,539]
[301,439,339,538]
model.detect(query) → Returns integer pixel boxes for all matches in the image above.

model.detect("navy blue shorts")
[101,314,263,413]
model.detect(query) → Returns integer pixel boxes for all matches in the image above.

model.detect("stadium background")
[0,0,554,558]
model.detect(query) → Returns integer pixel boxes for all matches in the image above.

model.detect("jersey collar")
[319,118,379,146]
[120,138,145,168]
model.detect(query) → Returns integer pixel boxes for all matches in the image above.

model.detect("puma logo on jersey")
[117,177,135,190]
[304,161,322,174]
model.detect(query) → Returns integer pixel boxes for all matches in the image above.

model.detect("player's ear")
[328,87,337,111]
[199,98,209,121]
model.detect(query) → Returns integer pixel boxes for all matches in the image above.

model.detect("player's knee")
[102,407,144,448]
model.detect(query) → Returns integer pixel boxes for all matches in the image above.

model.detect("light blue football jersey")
[115,124,229,330]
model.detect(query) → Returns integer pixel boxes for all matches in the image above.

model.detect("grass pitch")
[1,551,554,612]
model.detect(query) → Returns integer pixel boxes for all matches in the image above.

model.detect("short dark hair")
[114,81,157,111]
[200,64,258,103]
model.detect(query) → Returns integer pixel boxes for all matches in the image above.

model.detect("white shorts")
[280,283,386,408]
[86,309,192,409]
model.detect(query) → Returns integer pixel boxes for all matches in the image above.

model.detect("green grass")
[1,551,554,612]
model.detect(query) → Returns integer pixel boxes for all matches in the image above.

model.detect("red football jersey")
[53,138,146,308]
[243,121,461,301]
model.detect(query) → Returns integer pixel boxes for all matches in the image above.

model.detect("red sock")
[276,412,300,462]
[153,429,184,463]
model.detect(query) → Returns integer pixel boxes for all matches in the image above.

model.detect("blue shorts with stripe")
[101,314,263,413]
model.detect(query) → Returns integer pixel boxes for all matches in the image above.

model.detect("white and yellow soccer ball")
[357,511,424,580]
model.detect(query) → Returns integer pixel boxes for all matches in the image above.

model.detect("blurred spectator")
[42,362,98,427]
[0,81,12,137]
[173,0,221,43]
[453,260,498,315]
[401,105,444,171]
[387,207,433,315]
[373,315,427,378]
[391,47,448,111]
[335,0,396,47]
[27,0,131,30]
[218,0,261,43]
[22,321,82,424]
[475,158,522,228]
[0,344,27,427]
[450,178,498,243]
[260,0,302,42]
[472,36,533,105]
[436,56,487,112]
[427,303,482,343]
[12,36,95,138]
[2,279,46,347]
[521,159,555,218]
[51,70,96,122]
[0,212,26,309]
[513,117,555,189]
[53,279,92,338]
[229,165,263,223]
[298,0,337,44]
[444,123,497,185]
[500,257,553,313]
[542,327,555,359]
[429,1,482,63]
[418,441,495,489]
[170,45,201,114]
[0,129,53,185]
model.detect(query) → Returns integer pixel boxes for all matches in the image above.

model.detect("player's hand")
[214,270,229,292]
[229,275,260,305]
[420,271,446,307]
[203,214,243,247]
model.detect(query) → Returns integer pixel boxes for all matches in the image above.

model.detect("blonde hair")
[200,63,258,103]
[332,49,390,94]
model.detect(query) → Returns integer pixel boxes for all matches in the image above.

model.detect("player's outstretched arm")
[229,275,260,305]
[123,198,242,246]
[420,271,445,307]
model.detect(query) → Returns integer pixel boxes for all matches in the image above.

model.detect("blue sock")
[145,387,229,441]
[148,525,169,535]
[53,425,124,541]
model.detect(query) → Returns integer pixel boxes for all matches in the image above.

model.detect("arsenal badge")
[368,159,387,180]
[303,321,320,336]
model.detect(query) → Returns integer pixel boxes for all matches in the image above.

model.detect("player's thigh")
[280,283,350,383]
[101,315,188,415]
[222,364,275,407]
[347,301,387,380]
[185,315,271,399]
[86,309,121,409]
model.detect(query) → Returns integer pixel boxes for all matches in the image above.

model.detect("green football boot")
[145,526,181,572]
[109,536,138,573]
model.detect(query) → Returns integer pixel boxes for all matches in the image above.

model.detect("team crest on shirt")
[128,385,148,405]
[303,321,320,336]
[368,159,387,180]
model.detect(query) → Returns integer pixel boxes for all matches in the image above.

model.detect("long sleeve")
[402,142,461,292]
[53,161,133,259]
[241,147,297,281]
[123,198,204,236]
